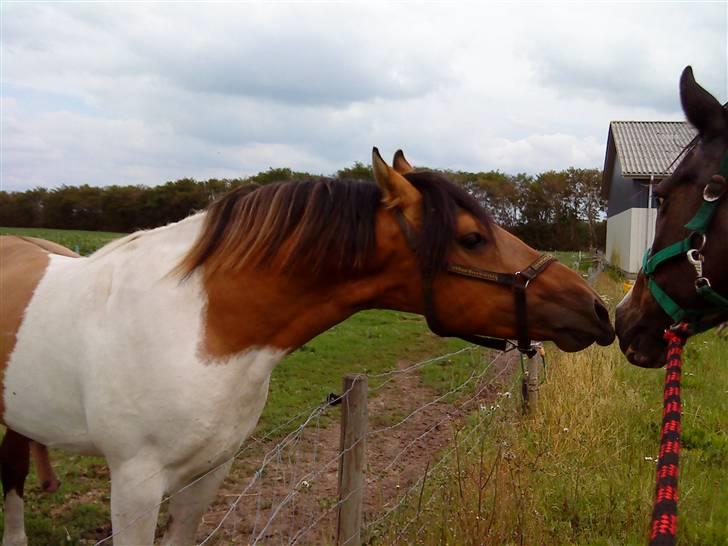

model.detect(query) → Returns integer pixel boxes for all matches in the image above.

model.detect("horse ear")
[392,149,414,174]
[372,147,421,211]
[680,66,727,138]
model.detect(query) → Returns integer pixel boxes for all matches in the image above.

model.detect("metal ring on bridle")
[695,277,712,289]
[686,248,702,265]
[703,183,722,202]
[688,232,707,251]
[515,271,531,288]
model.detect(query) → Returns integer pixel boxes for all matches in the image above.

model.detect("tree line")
[0,164,606,250]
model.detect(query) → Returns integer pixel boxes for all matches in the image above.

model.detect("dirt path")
[194,348,518,545]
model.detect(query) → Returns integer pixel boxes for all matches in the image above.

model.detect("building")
[601,121,696,275]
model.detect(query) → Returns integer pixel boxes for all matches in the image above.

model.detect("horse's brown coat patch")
[0,236,79,422]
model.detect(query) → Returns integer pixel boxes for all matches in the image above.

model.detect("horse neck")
[90,214,206,271]
[199,258,421,359]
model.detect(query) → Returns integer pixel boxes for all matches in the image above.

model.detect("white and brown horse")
[0,150,614,545]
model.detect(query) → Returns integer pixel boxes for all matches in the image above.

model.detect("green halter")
[642,152,728,333]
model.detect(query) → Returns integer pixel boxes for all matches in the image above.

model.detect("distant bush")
[0,165,606,250]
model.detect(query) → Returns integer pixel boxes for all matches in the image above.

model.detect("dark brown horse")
[616,67,728,367]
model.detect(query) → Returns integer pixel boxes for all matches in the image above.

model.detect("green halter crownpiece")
[643,151,728,334]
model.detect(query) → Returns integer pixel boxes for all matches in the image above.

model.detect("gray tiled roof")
[611,121,696,177]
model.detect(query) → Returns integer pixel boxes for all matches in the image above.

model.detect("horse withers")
[616,67,728,367]
[0,149,614,545]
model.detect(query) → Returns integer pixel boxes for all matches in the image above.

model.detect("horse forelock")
[404,170,494,276]
[176,173,494,279]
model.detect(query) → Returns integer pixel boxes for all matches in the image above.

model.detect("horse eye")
[459,232,486,250]
[655,195,666,208]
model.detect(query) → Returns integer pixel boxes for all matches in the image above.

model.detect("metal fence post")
[336,374,368,546]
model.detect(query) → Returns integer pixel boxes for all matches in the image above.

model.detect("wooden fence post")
[336,374,368,546]
[522,344,543,413]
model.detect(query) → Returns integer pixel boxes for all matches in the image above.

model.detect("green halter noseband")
[642,152,728,333]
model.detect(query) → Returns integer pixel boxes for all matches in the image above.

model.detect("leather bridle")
[392,209,556,357]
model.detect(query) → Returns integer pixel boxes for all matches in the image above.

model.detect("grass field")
[379,274,728,545]
[1,227,725,545]
[0,227,124,256]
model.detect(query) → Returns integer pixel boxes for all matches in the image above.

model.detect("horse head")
[370,148,615,353]
[616,67,728,367]
[180,148,614,358]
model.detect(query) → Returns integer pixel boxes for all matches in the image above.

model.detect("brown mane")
[177,172,493,278]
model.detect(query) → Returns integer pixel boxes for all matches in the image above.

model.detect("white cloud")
[1,2,725,190]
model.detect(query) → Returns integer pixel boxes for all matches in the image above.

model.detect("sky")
[1,2,726,192]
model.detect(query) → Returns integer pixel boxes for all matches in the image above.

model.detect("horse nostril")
[594,299,610,324]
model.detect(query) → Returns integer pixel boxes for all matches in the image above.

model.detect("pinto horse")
[616,67,728,367]
[0,149,614,545]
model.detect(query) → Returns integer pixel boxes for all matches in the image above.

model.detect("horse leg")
[29,442,61,493]
[108,458,165,546]
[160,460,233,546]
[0,429,30,546]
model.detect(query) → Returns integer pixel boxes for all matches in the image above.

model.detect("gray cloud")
[1,3,725,190]
[522,3,726,113]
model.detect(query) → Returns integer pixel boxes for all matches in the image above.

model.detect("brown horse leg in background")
[30,441,61,492]
[0,431,60,545]
[1,429,31,546]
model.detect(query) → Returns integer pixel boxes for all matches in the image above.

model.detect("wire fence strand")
[90,343,513,546]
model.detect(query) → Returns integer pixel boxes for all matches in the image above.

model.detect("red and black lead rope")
[650,322,690,546]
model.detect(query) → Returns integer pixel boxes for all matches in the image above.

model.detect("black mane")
[178,171,493,277]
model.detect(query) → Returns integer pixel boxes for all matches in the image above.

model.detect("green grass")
[552,250,597,274]
[379,274,728,545]
[0,227,124,256]
[260,310,462,434]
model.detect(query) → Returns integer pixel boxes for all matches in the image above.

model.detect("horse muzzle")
[548,296,615,352]
[615,291,668,368]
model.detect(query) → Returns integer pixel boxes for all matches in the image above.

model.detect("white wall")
[606,207,657,274]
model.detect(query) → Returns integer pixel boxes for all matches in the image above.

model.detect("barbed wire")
[91,343,510,546]
[245,348,512,546]
[358,357,512,542]
[94,380,355,546]
[367,346,477,393]
[375,399,505,546]
[197,377,364,545]
[369,349,499,437]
